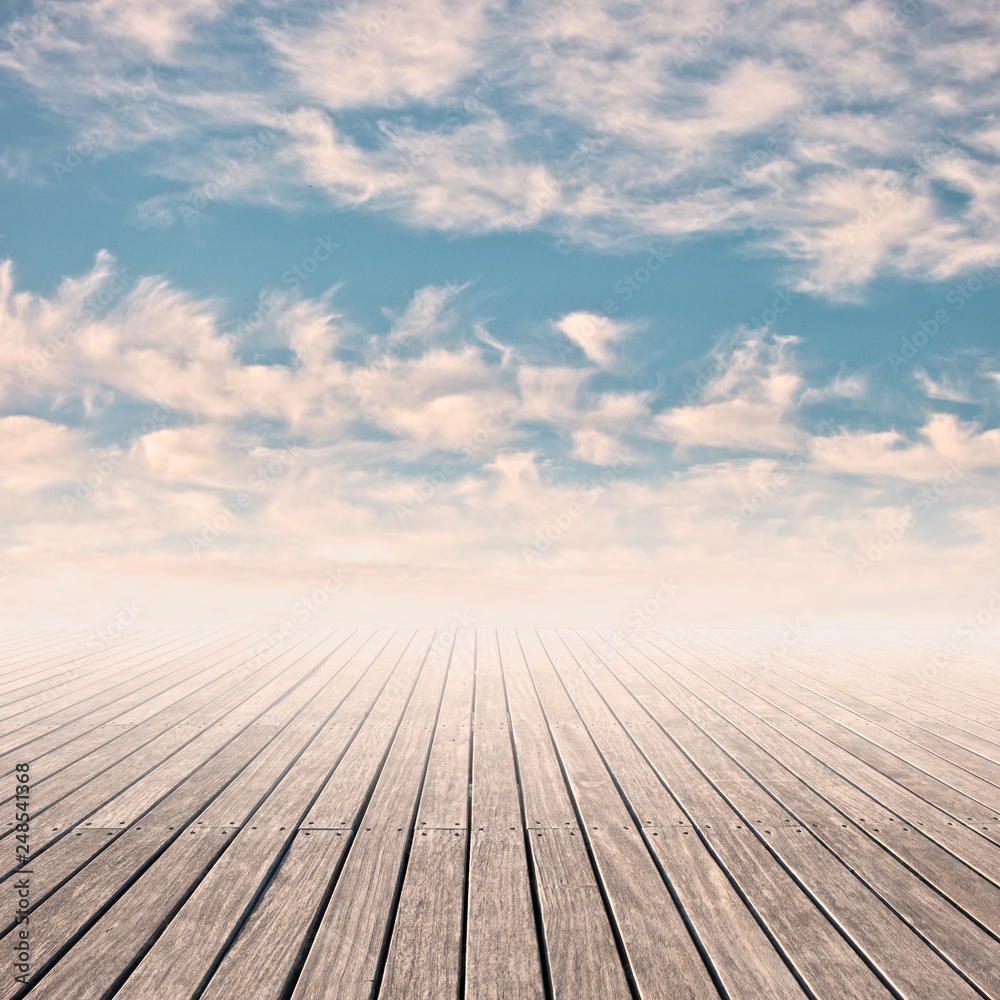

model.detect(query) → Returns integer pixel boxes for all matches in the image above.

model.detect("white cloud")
[2,347,999,628]
[357,347,513,451]
[914,369,973,403]
[0,415,87,490]
[801,372,866,404]
[554,311,632,367]
[134,424,244,488]
[655,336,804,452]
[570,428,624,465]
[4,1,1000,293]
[810,413,1000,480]
[516,366,590,424]
[85,0,227,59]
[265,0,491,110]
[385,282,464,347]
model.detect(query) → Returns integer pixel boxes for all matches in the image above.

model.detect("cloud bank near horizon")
[1,250,998,627]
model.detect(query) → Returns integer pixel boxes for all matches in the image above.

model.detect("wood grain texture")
[465,631,546,1000]
[198,829,350,1000]
[529,828,632,1000]
[380,830,466,1000]
[465,830,545,1000]
[290,633,449,1000]
[2,629,997,1000]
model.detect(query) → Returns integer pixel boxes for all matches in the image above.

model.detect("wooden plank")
[380,829,468,1000]
[519,630,722,1000]
[547,631,811,1000]
[0,630,84,669]
[530,829,632,999]
[197,630,409,833]
[379,630,476,1000]
[543,633,688,829]
[817,631,1000,716]
[4,632,325,833]
[465,629,545,1000]
[0,655,336,904]
[697,631,1000,825]
[111,631,418,1000]
[0,633,255,797]
[0,724,274,932]
[809,634,1000,743]
[465,832,545,1000]
[0,632,256,770]
[766,825,985,1000]
[0,631,203,727]
[527,631,758,1000]
[14,827,229,1000]
[10,633,321,844]
[671,712,1000,997]
[0,629,170,704]
[610,632,994,998]
[721,631,1000,793]
[788,634,1000,774]
[81,632,347,828]
[288,632,451,999]
[299,630,436,830]
[644,633,1000,900]
[0,830,118,938]
[0,631,107,692]
[498,629,629,999]
[698,821,894,1000]
[0,634,385,988]
[197,829,350,1000]
[1,828,165,1000]
[411,629,475,830]
[471,629,525,832]
[4,628,996,1000]
[499,630,577,831]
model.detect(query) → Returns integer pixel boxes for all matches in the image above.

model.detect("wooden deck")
[2,628,999,999]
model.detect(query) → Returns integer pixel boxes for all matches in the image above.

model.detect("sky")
[0,0,998,630]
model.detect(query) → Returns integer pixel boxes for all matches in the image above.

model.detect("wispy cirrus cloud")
[4,0,1000,294]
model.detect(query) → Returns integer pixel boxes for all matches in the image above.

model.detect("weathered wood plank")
[81,632,349,828]
[576,631,890,1000]
[412,628,475,831]
[0,631,203,727]
[613,632,993,999]
[4,628,997,1000]
[288,632,450,999]
[464,629,546,1000]
[690,632,1000,826]
[640,633,1000,905]
[379,630,476,999]
[0,634,387,991]
[547,631,809,1000]
[6,632,323,846]
[15,828,228,1000]
[739,630,1000,786]
[0,632,254,770]
[522,631,722,1000]
[498,629,628,999]
[529,829,632,999]
[197,829,350,1000]
[380,830,467,1000]
[108,631,412,1000]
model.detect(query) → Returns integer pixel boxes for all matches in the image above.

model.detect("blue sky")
[0,0,999,628]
